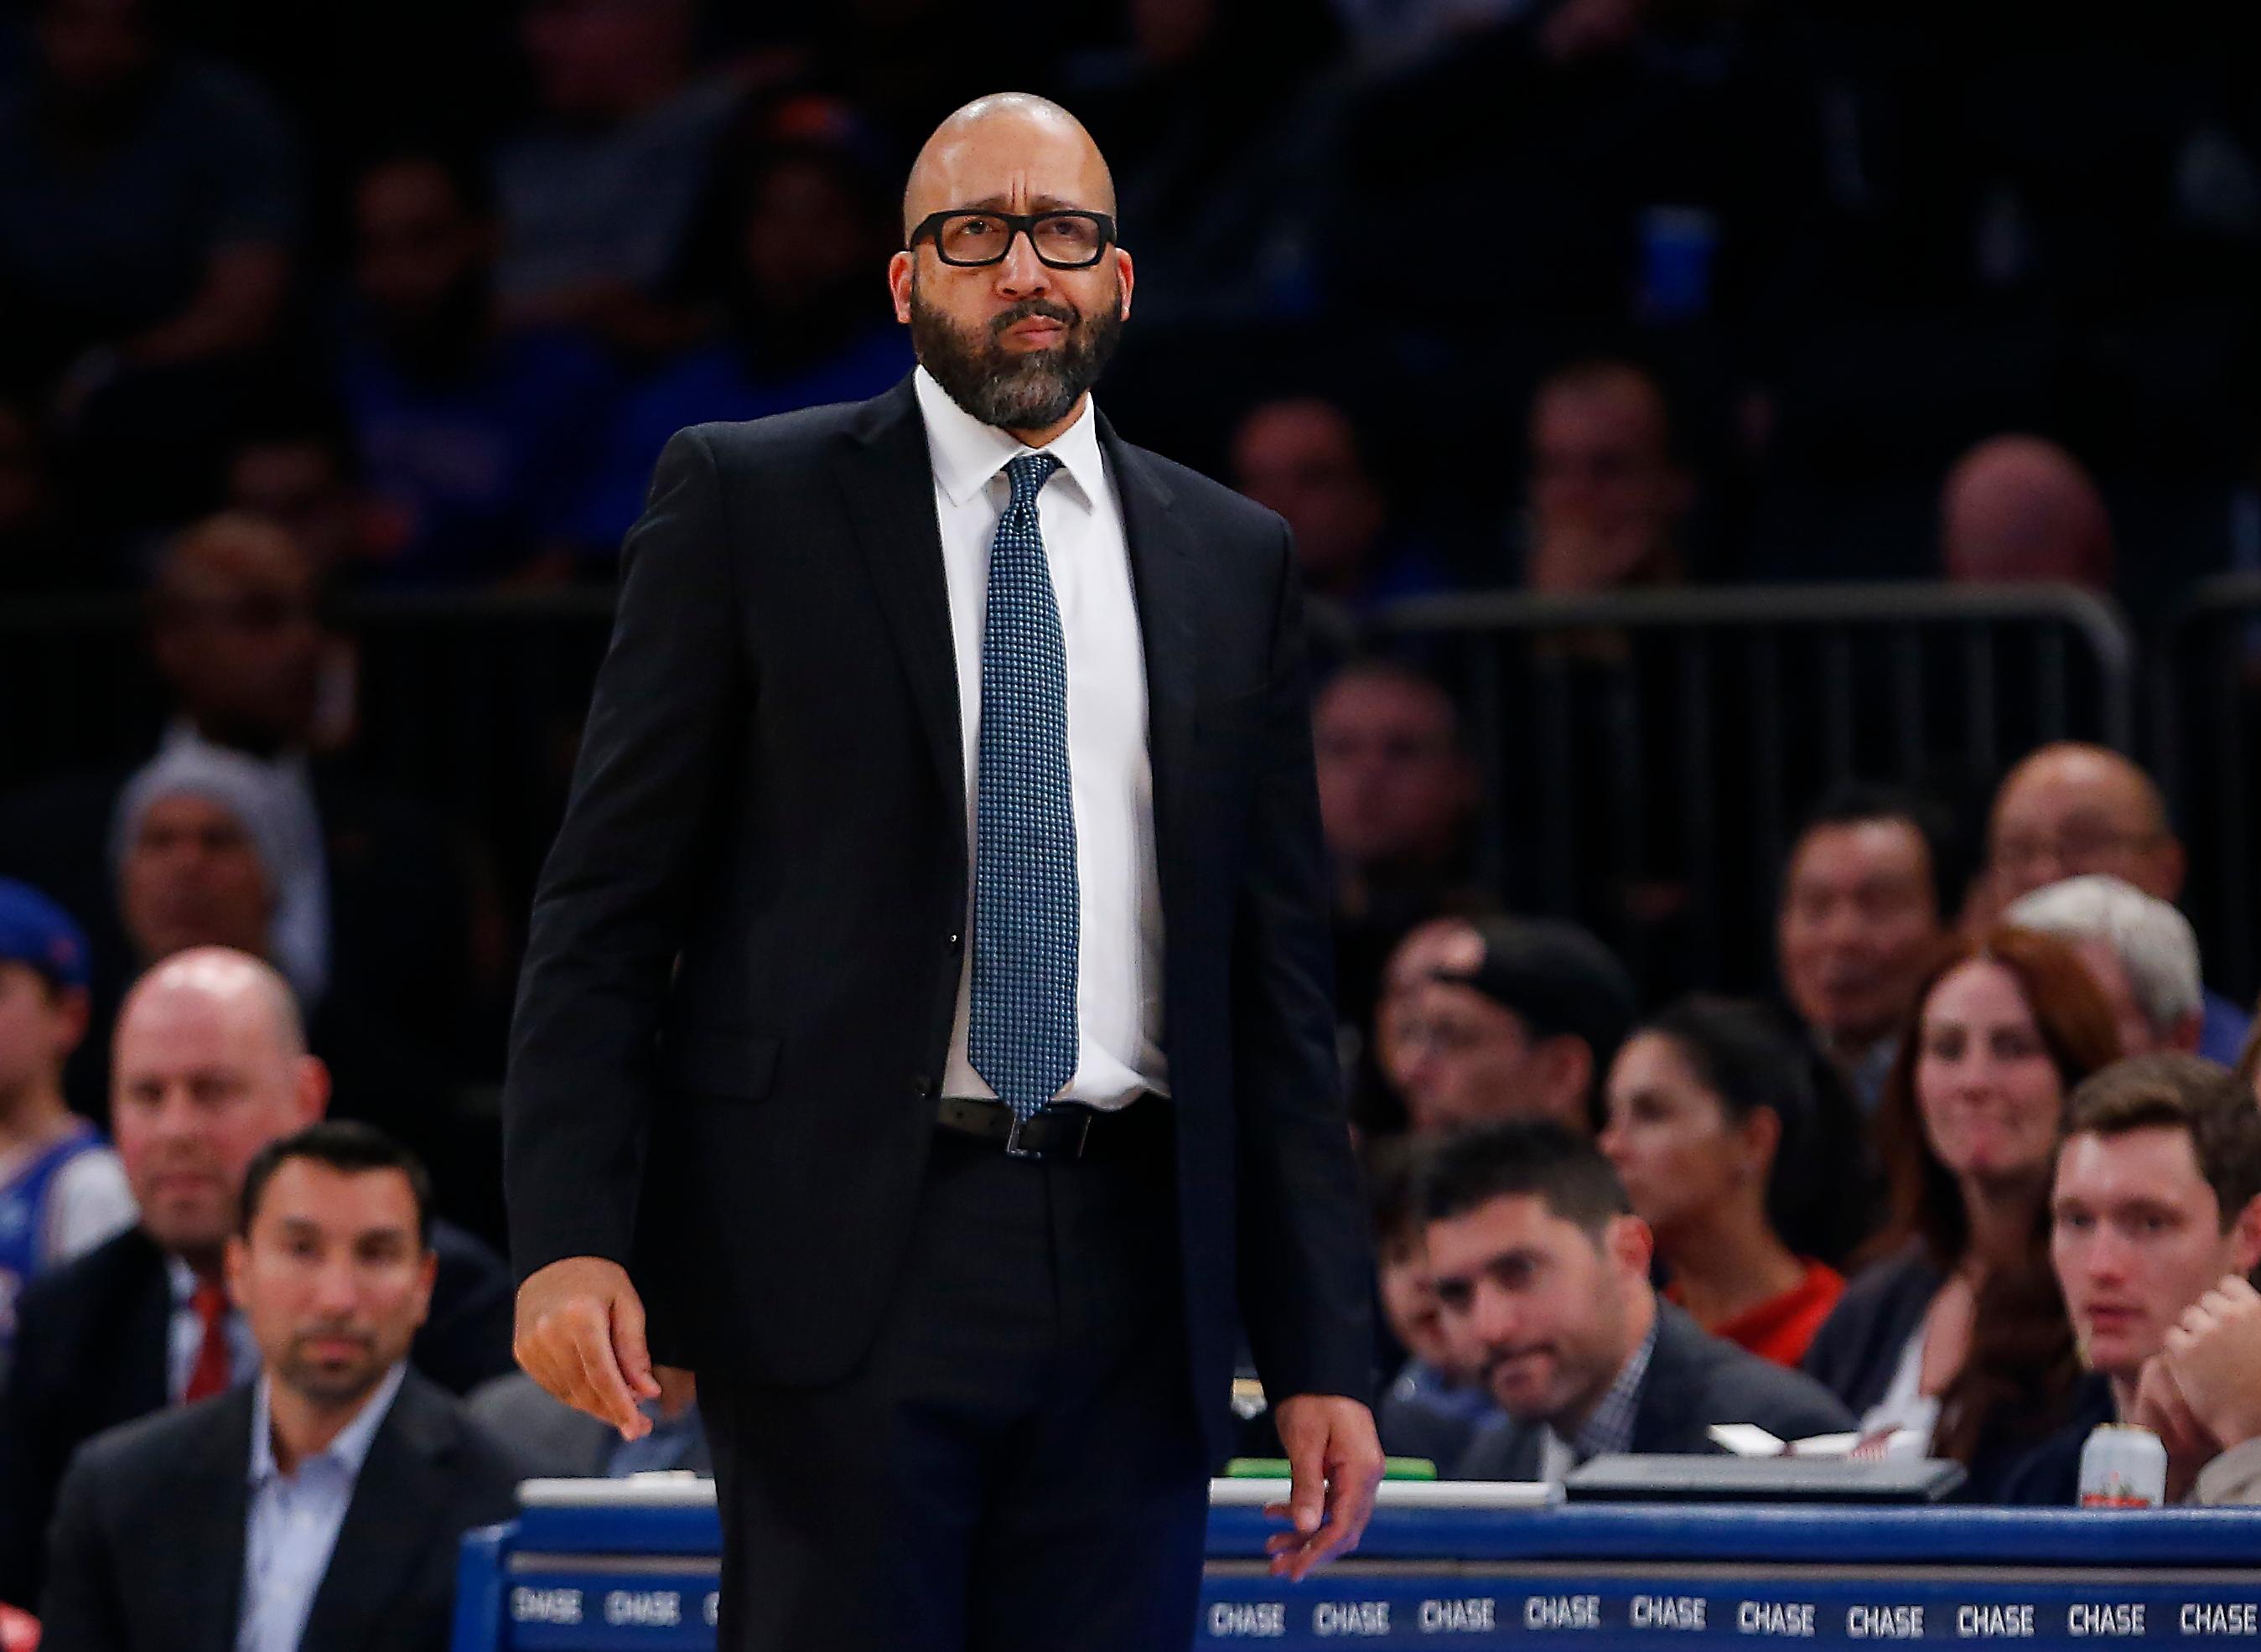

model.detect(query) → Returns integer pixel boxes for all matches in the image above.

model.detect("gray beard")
[908,276,1123,431]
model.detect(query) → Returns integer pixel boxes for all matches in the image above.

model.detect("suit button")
[911,1073,935,1096]
[945,930,962,954]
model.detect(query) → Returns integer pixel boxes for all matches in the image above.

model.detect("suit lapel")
[167,1389,254,1652]
[298,1375,454,1652]
[1097,417,1200,924]
[837,376,966,869]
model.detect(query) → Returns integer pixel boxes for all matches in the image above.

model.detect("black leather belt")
[936,1095,1112,1161]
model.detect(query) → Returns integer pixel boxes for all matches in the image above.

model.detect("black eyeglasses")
[907,209,1117,270]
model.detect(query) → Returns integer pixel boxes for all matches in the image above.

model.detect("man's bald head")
[112,946,328,1266]
[901,94,1115,241]
[1989,742,2183,908]
[890,92,1130,441]
[117,945,305,1061]
[1942,434,2113,589]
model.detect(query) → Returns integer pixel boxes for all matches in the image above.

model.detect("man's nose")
[993,230,1051,298]
[1469,1282,1520,1348]
[309,1256,360,1313]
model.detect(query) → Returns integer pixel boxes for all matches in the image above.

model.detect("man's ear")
[1605,1212,1653,1282]
[2227,1194,2261,1278]
[888,251,915,325]
[294,1054,331,1124]
[223,1233,248,1308]
[1115,246,1135,320]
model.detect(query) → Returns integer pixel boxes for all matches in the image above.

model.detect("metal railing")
[2154,575,2261,1002]
[1370,583,2136,995]
[0,581,2141,1001]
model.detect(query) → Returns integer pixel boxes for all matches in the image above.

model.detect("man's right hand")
[515,1257,663,1440]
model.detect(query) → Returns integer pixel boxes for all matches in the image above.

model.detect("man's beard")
[909,268,1123,432]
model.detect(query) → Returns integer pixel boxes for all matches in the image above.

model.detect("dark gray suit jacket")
[1453,1301,1857,1479]
[38,1370,520,1652]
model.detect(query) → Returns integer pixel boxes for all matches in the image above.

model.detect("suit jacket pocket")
[663,1028,780,1101]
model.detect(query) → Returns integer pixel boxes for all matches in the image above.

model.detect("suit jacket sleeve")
[36,1446,127,1652]
[1230,523,1375,1404]
[505,426,743,1279]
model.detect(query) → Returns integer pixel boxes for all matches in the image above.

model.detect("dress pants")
[699,1099,1211,1652]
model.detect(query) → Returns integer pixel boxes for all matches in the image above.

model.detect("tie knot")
[190,1279,226,1327]
[1004,452,1059,507]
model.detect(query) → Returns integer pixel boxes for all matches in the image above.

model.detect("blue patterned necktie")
[968,452,1079,1124]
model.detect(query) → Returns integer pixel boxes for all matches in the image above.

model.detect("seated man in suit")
[39,1120,521,1650]
[1421,1120,1854,1479]
[0,948,512,1608]
[2001,1054,2261,1504]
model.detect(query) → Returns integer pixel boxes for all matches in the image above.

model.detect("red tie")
[184,1280,231,1403]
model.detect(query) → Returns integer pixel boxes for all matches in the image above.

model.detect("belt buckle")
[1003,1107,1092,1163]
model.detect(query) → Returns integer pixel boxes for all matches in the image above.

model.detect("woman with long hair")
[1803,927,2120,1494]
[1600,996,1869,1367]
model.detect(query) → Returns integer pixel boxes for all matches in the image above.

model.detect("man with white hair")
[2005,873,2204,1055]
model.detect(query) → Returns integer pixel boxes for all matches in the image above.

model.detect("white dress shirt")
[237,1361,407,1652]
[912,366,1169,1109]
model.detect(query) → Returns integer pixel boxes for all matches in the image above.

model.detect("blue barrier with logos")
[452,1479,2261,1650]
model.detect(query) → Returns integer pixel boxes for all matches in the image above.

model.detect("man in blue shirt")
[37,1120,519,1651]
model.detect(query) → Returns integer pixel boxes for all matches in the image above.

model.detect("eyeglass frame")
[905,208,1118,270]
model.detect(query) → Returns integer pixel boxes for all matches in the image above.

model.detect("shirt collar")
[912,363,1106,514]
[248,1361,408,1488]
[1550,1316,1658,1466]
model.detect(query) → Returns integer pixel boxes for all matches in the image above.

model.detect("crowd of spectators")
[3,0,2260,606]
[9,0,2261,1644]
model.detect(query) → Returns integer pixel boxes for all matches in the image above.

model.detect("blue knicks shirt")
[0,1121,132,1348]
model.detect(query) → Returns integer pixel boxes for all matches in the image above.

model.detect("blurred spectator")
[1231,397,1449,616]
[1315,660,1478,1069]
[570,134,911,558]
[0,398,79,594]
[1599,997,1855,1366]
[491,0,742,345]
[222,416,387,581]
[1940,434,2114,589]
[2163,1277,2261,1505]
[1522,360,1694,593]
[1366,912,1484,1129]
[2000,1054,2261,1504]
[1804,928,2118,1498]
[38,1121,519,1649]
[341,151,620,586]
[1424,1120,1853,1479]
[1776,785,1959,1114]
[468,1366,709,1479]
[0,882,133,1365]
[0,0,298,540]
[0,948,513,1609]
[1059,0,1345,335]
[2006,875,2205,1057]
[105,745,471,1207]
[1396,915,1636,1136]
[1367,1137,1496,1468]
[115,743,319,997]
[0,513,480,1116]
[1983,743,2248,1063]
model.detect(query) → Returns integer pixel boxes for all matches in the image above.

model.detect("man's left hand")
[1264,1395,1386,1581]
